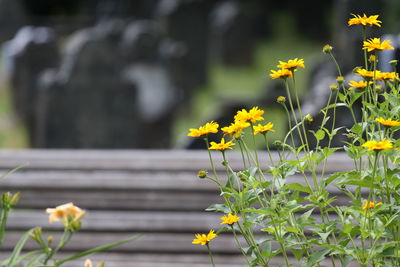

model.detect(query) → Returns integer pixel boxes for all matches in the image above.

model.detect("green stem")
[206,243,216,267]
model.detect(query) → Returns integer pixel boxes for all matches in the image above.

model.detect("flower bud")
[273,140,283,149]
[322,44,333,54]
[336,76,344,85]
[276,96,286,103]
[305,114,313,123]
[47,235,54,245]
[197,170,207,179]
[221,160,228,167]
[330,84,338,91]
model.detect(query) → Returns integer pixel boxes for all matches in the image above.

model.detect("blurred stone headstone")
[210,0,257,66]
[155,0,212,95]
[0,0,28,43]
[35,20,139,148]
[2,26,59,145]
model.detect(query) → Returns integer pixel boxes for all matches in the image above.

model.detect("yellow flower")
[270,68,293,79]
[192,230,217,245]
[253,122,275,135]
[348,80,371,90]
[221,120,250,138]
[322,44,332,54]
[362,200,383,211]
[375,117,400,127]
[209,138,235,151]
[348,14,382,27]
[188,121,219,137]
[46,203,86,225]
[234,107,264,123]
[356,68,377,79]
[376,71,398,81]
[363,38,394,52]
[277,58,305,71]
[220,213,240,225]
[362,139,393,151]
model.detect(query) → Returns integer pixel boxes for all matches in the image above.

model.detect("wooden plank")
[0,149,354,172]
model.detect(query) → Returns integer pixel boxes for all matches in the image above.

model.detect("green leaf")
[315,129,325,141]
[7,228,35,267]
[303,248,331,267]
[282,183,312,194]
[56,235,142,266]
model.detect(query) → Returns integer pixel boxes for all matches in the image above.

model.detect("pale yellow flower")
[46,203,86,226]
[84,259,105,267]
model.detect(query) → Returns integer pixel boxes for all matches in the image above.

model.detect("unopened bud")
[369,55,377,63]
[305,114,313,123]
[322,44,333,54]
[197,170,207,179]
[97,262,105,267]
[336,76,344,85]
[330,84,338,91]
[47,235,54,245]
[277,96,286,103]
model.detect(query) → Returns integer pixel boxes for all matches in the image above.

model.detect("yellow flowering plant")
[189,13,400,267]
[0,171,141,267]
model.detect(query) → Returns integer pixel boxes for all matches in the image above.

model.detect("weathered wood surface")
[0,149,355,266]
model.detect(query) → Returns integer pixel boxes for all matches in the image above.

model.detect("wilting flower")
[348,80,371,90]
[270,68,293,79]
[362,200,383,211]
[375,117,400,127]
[188,121,219,137]
[221,120,250,138]
[362,139,393,151]
[363,38,394,52]
[220,213,240,225]
[46,203,86,227]
[253,122,275,135]
[348,14,382,27]
[234,107,264,123]
[192,230,217,245]
[277,58,305,71]
[209,138,235,151]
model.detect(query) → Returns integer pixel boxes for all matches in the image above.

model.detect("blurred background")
[0,0,398,149]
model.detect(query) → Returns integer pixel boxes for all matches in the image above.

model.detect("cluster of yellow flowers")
[46,202,86,228]
[192,214,240,246]
[187,106,275,151]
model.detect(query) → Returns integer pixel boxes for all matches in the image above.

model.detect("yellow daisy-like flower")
[234,106,264,123]
[277,58,305,71]
[362,200,383,211]
[363,38,394,52]
[348,14,382,27]
[348,80,372,90]
[362,139,393,151]
[375,117,400,127]
[270,68,293,79]
[188,121,219,137]
[221,120,250,138]
[209,138,235,151]
[46,202,86,226]
[253,122,275,135]
[192,230,217,246]
[376,71,398,81]
[356,68,377,79]
[220,213,240,225]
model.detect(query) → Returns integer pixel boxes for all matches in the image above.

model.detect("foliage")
[189,14,400,267]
